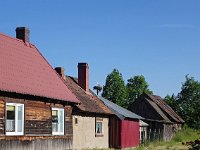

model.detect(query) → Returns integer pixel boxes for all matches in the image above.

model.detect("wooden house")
[55,63,113,150]
[0,27,80,150]
[129,93,184,141]
[99,96,144,149]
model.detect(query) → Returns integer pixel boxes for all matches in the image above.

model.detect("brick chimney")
[16,27,30,42]
[78,63,89,93]
[55,67,66,80]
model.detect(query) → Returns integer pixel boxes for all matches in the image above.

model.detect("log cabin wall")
[0,99,5,135]
[0,95,73,150]
[25,100,52,135]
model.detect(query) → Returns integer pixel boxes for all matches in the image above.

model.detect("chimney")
[55,67,66,80]
[78,63,89,93]
[16,27,30,42]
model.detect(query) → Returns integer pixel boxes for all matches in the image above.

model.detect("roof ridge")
[0,32,35,47]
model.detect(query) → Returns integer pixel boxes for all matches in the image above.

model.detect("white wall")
[72,115,109,150]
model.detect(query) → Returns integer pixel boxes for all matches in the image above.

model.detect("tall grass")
[172,126,200,143]
[135,126,200,150]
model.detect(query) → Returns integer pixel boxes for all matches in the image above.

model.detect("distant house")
[55,63,112,150]
[129,93,184,141]
[0,27,79,150]
[99,96,145,149]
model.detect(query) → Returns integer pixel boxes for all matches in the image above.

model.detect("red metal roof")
[0,33,79,103]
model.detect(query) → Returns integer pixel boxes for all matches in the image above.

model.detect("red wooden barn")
[99,97,143,149]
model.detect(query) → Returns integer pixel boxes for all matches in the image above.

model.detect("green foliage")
[102,69,128,108]
[177,75,200,129]
[126,75,152,104]
[172,126,200,142]
[164,94,180,113]
[135,127,200,150]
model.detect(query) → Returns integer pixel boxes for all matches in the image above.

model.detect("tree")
[177,75,200,129]
[126,75,152,105]
[102,69,128,108]
[164,94,180,113]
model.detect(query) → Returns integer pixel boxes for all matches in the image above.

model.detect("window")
[6,103,24,135]
[75,117,78,125]
[95,117,103,136]
[52,108,64,135]
[96,122,102,134]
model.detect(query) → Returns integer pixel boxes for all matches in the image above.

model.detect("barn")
[99,96,144,149]
[129,93,184,141]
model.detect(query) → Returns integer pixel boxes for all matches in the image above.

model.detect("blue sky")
[1,1,200,97]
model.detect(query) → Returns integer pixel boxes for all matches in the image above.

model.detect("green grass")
[135,126,200,150]
[172,127,200,143]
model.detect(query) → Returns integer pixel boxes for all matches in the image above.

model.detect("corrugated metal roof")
[139,120,149,127]
[99,96,143,120]
[0,32,79,103]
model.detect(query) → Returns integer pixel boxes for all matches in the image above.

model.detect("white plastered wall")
[72,115,109,150]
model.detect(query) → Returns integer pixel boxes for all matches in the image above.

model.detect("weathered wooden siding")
[65,106,73,135]
[145,121,164,141]
[163,124,174,141]
[0,137,72,150]
[129,99,163,121]
[0,99,4,135]
[109,117,121,149]
[0,95,73,150]
[25,100,52,135]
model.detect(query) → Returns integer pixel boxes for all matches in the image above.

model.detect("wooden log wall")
[25,100,52,135]
[0,137,72,150]
[0,96,73,150]
[0,99,4,135]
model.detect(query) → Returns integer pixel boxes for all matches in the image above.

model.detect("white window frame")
[95,121,103,134]
[95,117,104,136]
[52,108,64,135]
[6,103,24,136]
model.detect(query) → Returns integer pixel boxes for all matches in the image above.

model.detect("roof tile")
[0,32,79,103]
[64,76,112,114]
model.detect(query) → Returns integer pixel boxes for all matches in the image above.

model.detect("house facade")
[55,63,112,150]
[0,27,79,150]
[99,96,145,149]
[129,93,184,141]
